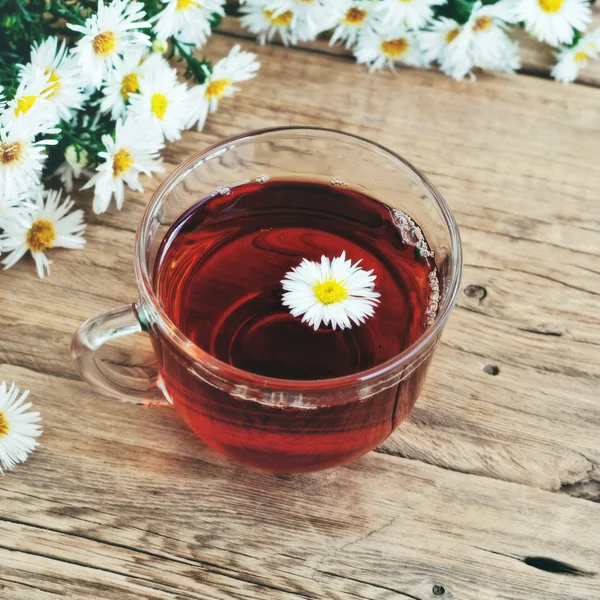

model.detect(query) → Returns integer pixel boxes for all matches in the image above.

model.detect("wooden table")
[1,21,599,600]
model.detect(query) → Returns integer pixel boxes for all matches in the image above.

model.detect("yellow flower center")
[380,38,409,58]
[313,279,348,305]
[150,92,169,119]
[176,0,197,9]
[120,72,140,100]
[343,7,367,24]
[264,9,293,26]
[92,30,117,57]
[446,28,460,43]
[0,141,24,165]
[112,148,134,177]
[537,0,564,12]
[44,68,61,98]
[205,79,232,100]
[473,16,493,32]
[0,411,8,438]
[14,95,38,117]
[26,219,56,252]
[574,50,588,62]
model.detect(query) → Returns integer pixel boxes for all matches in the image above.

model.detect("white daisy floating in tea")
[0,381,42,473]
[281,251,380,331]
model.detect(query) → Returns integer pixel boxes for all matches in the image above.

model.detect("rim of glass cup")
[135,126,462,392]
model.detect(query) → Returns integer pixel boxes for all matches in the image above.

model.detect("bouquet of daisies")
[0,0,259,278]
[240,0,599,82]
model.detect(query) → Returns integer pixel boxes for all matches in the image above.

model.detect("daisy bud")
[65,145,89,169]
[152,38,169,54]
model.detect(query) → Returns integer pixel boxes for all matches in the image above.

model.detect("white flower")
[186,45,260,131]
[0,68,54,128]
[1,189,86,278]
[266,0,344,41]
[100,48,149,119]
[67,0,150,88]
[420,17,468,73]
[282,252,380,331]
[0,115,59,203]
[151,0,225,47]
[376,0,447,30]
[18,37,86,123]
[53,145,93,192]
[552,28,600,82]
[128,62,189,141]
[330,1,378,49]
[513,0,591,47]
[240,2,297,46]
[421,2,519,80]
[355,25,428,72]
[0,381,42,474]
[83,118,163,214]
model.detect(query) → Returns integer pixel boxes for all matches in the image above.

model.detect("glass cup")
[71,127,462,472]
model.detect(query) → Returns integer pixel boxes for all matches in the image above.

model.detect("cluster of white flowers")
[0,0,259,278]
[240,0,598,83]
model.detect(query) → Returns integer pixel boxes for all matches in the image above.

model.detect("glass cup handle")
[71,303,169,406]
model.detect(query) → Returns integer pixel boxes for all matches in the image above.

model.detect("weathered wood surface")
[1,31,599,600]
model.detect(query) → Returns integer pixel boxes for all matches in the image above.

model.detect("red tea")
[152,179,439,471]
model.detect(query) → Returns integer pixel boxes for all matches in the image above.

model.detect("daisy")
[376,0,447,30]
[419,17,471,76]
[240,2,298,46]
[83,118,163,214]
[1,189,86,278]
[266,0,344,41]
[128,63,189,141]
[552,28,600,82]
[469,2,520,72]
[100,48,149,119]
[18,37,86,123]
[53,144,93,192]
[513,0,591,47]
[282,252,380,331]
[0,115,59,203]
[0,68,54,128]
[151,0,225,47]
[67,0,150,88]
[0,185,42,221]
[330,1,378,49]
[354,25,428,72]
[0,381,42,473]
[186,45,260,132]
[421,2,519,80]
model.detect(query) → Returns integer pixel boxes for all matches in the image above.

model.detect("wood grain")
[1,363,599,600]
[1,31,599,599]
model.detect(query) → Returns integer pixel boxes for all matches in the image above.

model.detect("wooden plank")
[217,11,600,86]
[0,363,599,600]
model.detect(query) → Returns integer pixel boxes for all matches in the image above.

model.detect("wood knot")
[483,364,500,376]
[432,584,446,595]
[464,284,487,302]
